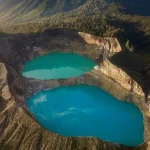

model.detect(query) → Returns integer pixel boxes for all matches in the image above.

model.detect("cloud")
[34,95,47,105]
[52,107,96,118]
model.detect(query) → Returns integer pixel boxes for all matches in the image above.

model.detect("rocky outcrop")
[79,32,122,61]
[0,63,12,100]
[98,60,144,97]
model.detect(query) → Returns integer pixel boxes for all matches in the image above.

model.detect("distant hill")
[107,0,150,16]
[0,0,134,22]
[0,0,99,22]
[0,0,149,23]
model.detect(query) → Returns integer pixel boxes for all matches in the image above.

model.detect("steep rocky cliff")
[0,63,12,100]
[98,60,144,97]
[79,32,122,61]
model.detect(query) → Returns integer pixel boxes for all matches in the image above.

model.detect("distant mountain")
[107,0,150,16]
[0,0,76,21]
[0,0,88,16]
[0,0,92,22]
[0,0,149,22]
[1,0,150,22]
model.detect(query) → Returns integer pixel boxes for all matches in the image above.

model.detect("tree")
[126,39,134,52]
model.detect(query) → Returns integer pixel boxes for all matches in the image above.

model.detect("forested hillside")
[0,0,149,22]
[107,0,150,16]
[0,0,149,53]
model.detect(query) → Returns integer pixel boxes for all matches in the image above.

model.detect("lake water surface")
[27,85,144,146]
[23,52,96,79]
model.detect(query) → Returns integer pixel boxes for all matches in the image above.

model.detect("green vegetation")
[107,0,150,16]
[126,40,134,52]
[0,0,149,53]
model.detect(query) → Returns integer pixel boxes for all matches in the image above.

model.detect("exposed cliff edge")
[79,32,122,61]
[0,28,150,150]
[0,63,12,100]
[98,60,144,97]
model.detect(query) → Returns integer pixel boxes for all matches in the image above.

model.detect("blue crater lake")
[23,52,96,79]
[27,85,144,146]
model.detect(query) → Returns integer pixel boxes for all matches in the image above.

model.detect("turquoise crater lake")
[23,52,96,79]
[27,85,144,146]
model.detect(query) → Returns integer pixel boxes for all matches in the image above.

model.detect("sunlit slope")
[0,0,150,23]
[0,0,123,22]
[0,0,149,23]
[0,0,91,22]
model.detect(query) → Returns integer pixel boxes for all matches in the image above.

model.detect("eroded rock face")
[0,29,150,150]
[0,63,12,100]
[79,32,122,61]
[98,60,144,97]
